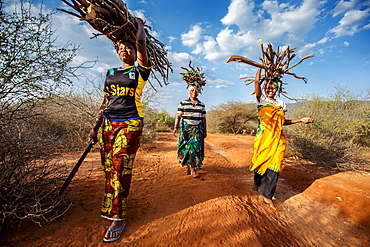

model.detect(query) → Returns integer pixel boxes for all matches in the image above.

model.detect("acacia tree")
[208,101,257,134]
[0,1,81,228]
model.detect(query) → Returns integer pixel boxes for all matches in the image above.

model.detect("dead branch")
[226,40,314,96]
[180,61,206,93]
[57,0,173,88]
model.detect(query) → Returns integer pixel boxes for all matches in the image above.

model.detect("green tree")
[155,110,175,131]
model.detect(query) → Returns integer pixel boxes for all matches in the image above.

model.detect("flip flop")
[263,199,277,210]
[103,222,126,242]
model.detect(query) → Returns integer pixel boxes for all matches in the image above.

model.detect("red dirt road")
[1,133,370,246]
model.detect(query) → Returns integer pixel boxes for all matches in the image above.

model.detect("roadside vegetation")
[1,0,368,231]
[286,88,370,170]
[206,101,257,134]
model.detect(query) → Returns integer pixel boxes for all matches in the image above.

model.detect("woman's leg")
[100,119,143,241]
[255,169,280,202]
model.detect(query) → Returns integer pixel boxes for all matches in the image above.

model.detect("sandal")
[103,222,126,242]
[263,198,276,210]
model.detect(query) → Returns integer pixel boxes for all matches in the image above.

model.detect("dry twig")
[180,61,206,93]
[226,40,314,97]
[57,0,172,89]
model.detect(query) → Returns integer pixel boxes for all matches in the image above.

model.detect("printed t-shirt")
[103,64,151,120]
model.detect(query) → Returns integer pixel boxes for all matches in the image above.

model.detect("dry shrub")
[0,88,99,229]
[207,101,257,134]
[285,87,370,170]
[0,112,72,229]
[0,1,99,229]
[0,79,170,229]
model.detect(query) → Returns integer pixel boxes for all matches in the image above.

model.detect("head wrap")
[267,79,280,89]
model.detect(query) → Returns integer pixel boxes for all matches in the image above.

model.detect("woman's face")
[189,87,198,99]
[117,42,136,64]
[264,82,278,98]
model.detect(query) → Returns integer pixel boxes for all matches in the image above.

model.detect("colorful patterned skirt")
[99,118,143,220]
[177,120,204,169]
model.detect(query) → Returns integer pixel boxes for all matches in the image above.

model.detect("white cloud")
[364,22,370,29]
[194,29,240,63]
[167,52,194,64]
[207,78,235,89]
[318,48,325,55]
[183,0,323,64]
[168,36,177,43]
[181,25,203,47]
[330,9,370,37]
[317,36,330,44]
[298,43,316,57]
[343,41,350,46]
[131,9,152,26]
[260,0,321,40]
[220,0,256,31]
[333,0,357,17]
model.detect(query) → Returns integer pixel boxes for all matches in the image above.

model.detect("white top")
[258,95,287,112]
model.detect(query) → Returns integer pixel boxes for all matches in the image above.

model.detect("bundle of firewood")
[58,0,172,89]
[226,40,314,96]
[180,61,206,93]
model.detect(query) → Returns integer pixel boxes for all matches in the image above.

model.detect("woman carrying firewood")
[250,68,314,208]
[89,18,150,242]
[173,63,207,178]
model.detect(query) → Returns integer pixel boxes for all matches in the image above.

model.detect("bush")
[0,1,81,229]
[207,101,257,134]
[285,87,370,170]
[0,99,72,228]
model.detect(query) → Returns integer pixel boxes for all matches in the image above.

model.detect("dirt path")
[1,133,370,246]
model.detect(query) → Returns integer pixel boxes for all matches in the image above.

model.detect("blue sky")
[5,0,370,114]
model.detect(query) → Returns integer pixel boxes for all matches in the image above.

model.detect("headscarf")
[188,85,198,93]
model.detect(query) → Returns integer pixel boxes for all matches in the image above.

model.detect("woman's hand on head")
[135,17,144,25]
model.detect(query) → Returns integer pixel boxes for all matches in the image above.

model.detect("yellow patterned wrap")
[250,104,286,175]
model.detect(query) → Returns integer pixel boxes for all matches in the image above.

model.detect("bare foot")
[183,166,190,175]
[190,168,200,178]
